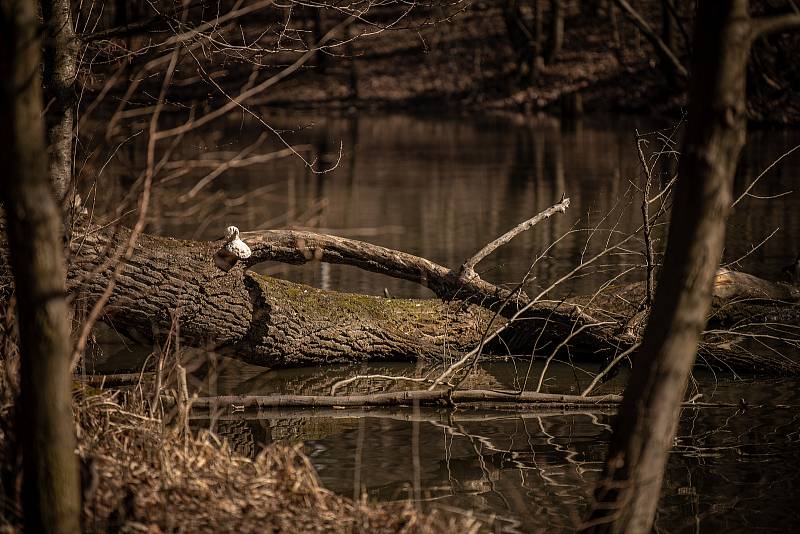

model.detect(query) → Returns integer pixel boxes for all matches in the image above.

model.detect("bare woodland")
[2,0,800,532]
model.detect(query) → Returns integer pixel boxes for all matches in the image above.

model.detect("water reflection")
[94,111,800,531]
[187,361,800,532]
[99,112,800,300]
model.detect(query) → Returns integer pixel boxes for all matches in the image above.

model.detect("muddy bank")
[239,2,798,126]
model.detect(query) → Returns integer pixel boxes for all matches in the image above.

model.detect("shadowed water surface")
[99,111,800,531]
[105,111,800,298]
[190,362,800,533]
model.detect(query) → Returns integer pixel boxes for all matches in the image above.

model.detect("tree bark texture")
[64,225,607,367]
[584,2,762,532]
[0,221,779,373]
[42,0,78,202]
[0,0,81,531]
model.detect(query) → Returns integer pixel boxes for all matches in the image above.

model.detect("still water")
[101,111,800,531]
[106,111,800,298]
[191,362,800,533]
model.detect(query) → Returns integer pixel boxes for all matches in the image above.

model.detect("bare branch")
[192,389,624,410]
[153,16,356,141]
[460,197,570,280]
[752,13,800,38]
[535,320,616,393]
[732,143,800,207]
[612,0,688,79]
[71,44,182,367]
[581,342,641,397]
[636,134,655,306]
[243,228,527,310]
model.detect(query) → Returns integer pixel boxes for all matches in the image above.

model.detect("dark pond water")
[103,111,800,298]
[189,360,800,533]
[99,110,800,531]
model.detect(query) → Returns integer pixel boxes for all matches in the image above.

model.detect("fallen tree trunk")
[3,219,800,373]
[62,212,621,368]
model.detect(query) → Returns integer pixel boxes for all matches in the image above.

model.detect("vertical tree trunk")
[546,0,564,64]
[533,0,544,72]
[0,1,81,532]
[312,7,328,73]
[660,0,676,52]
[502,0,532,81]
[583,1,753,532]
[660,0,679,85]
[114,0,127,27]
[609,1,621,51]
[346,22,358,100]
[41,0,78,203]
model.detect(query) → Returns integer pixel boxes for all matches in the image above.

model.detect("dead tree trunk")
[612,0,687,80]
[42,0,78,203]
[502,0,537,81]
[545,0,564,64]
[584,2,800,532]
[64,216,621,368]
[659,0,679,86]
[0,0,81,531]
[0,216,775,375]
[2,193,798,375]
[2,204,798,377]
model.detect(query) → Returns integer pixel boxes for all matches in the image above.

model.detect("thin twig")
[581,343,641,397]
[636,133,655,307]
[732,143,800,207]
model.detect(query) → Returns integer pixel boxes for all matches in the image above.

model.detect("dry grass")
[75,390,477,533]
[1,381,482,533]
[0,297,482,534]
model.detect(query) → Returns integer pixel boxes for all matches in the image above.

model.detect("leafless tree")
[583,2,800,532]
[0,0,80,531]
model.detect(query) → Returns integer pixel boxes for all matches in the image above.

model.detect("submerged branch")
[191,389,624,409]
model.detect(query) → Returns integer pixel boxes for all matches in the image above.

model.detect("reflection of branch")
[189,408,618,423]
[330,374,434,395]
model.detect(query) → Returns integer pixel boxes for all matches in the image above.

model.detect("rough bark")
[14,219,786,374]
[583,2,790,532]
[42,0,78,202]
[65,224,610,367]
[0,0,81,531]
[660,0,676,52]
